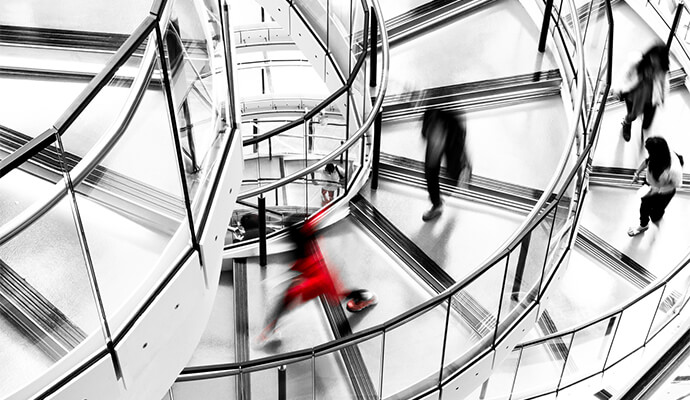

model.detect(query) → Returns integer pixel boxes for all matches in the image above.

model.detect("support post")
[278,365,287,400]
[259,196,267,266]
[512,232,531,302]
[370,110,382,190]
[667,1,684,50]
[253,119,259,153]
[369,8,378,88]
[538,0,554,52]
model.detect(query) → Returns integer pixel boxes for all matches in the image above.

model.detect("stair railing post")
[369,7,378,87]
[538,0,555,52]
[278,365,287,400]
[259,195,267,266]
[370,110,382,189]
[667,1,685,50]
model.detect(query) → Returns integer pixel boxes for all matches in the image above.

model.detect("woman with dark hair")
[615,42,670,142]
[628,136,683,236]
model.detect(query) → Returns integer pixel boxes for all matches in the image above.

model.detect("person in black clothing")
[420,108,471,221]
[615,43,669,142]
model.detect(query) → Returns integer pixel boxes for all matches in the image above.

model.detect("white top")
[321,167,343,191]
[647,151,683,195]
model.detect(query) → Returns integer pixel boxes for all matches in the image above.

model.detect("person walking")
[256,221,377,344]
[628,136,683,236]
[421,108,471,221]
[320,163,344,204]
[614,42,670,142]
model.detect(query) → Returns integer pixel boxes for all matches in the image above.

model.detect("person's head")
[645,136,672,180]
[288,221,317,259]
[641,43,670,74]
[325,163,335,174]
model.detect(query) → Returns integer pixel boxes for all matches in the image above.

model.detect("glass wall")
[0,0,235,397]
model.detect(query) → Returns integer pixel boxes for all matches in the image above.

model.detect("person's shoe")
[422,204,443,221]
[346,292,378,312]
[253,326,281,347]
[627,225,649,237]
[621,121,631,142]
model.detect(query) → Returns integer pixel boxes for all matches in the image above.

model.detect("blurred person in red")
[257,219,377,344]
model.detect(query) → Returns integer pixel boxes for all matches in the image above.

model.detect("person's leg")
[621,96,636,141]
[650,190,676,223]
[629,196,652,236]
[423,164,443,221]
[260,281,302,339]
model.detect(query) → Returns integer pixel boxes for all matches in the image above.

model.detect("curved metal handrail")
[178,0,590,394]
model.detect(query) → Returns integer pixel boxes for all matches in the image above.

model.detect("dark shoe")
[621,121,631,142]
[346,292,378,312]
[422,204,443,221]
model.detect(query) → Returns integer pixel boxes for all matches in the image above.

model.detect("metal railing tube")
[221,0,239,129]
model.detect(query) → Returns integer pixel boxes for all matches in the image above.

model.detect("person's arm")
[614,53,642,97]
[632,159,648,183]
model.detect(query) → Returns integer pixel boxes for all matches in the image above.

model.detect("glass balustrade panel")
[0,139,67,227]
[350,0,366,74]
[351,55,368,126]
[381,302,448,399]
[56,53,145,172]
[442,261,504,381]
[605,289,664,368]
[69,47,193,334]
[481,346,521,399]
[560,315,618,388]
[544,187,576,286]
[582,0,610,88]
[498,245,533,327]
[314,334,383,400]
[0,171,105,399]
[650,267,690,340]
[244,359,315,400]
[518,206,557,301]
[511,335,573,398]
[329,0,354,81]
[161,0,228,218]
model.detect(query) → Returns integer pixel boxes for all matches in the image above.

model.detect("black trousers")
[639,189,676,227]
[624,97,657,129]
[425,164,442,207]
